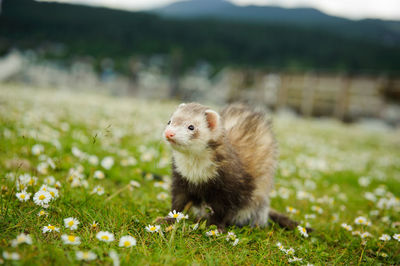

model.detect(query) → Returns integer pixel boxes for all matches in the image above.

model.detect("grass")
[0,84,399,265]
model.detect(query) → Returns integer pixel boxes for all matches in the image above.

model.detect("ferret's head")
[163,103,222,153]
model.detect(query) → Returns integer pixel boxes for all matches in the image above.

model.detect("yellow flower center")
[50,191,55,197]
[40,210,45,215]
[39,195,46,200]
[83,253,89,259]
[101,235,109,240]
[68,235,76,242]
[211,231,215,235]
[21,194,25,199]
[29,179,34,185]
[48,225,55,230]
[124,241,131,247]
[68,221,74,226]
[173,214,179,218]
[302,228,306,233]
[150,227,156,231]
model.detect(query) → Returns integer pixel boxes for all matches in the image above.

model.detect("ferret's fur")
[163,102,302,231]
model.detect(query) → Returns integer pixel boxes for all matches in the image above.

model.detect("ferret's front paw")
[153,216,175,224]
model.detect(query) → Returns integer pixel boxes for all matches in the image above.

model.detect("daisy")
[145,225,161,233]
[31,144,44,155]
[33,190,52,207]
[16,190,31,202]
[288,257,303,263]
[76,251,97,261]
[2,251,20,261]
[55,181,62,189]
[341,223,353,231]
[109,250,119,266]
[206,230,219,237]
[96,231,114,242]
[44,176,56,186]
[129,180,141,188]
[167,210,188,222]
[38,210,48,217]
[61,234,81,245]
[285,248,295,255]
[91,221,98,229]
[92,185,105,195]
[232,238,239,246]
[11,233,32,247]
[393,234,400,241]
[286,206,298,214]
[101,156,114,170]
[354,216,371,226]
[93,170,105,179]
[379,234,391,241]
[42,224,60,233]
[226,232,237,241]
[311,206,323,214]
[276,242,285,251]
[157,192,169,200]
[64,217,80,230]
[88,155,99,165]
[297,225,309,238]
[119,235,137,248]
[360,232,372,239]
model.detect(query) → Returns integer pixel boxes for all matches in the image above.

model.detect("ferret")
[162,102,303,231]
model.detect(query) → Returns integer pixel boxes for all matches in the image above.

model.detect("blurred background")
[1,0,400,125]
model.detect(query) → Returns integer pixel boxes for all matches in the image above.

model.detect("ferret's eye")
[167,120,171,125]
[188,125,195,130]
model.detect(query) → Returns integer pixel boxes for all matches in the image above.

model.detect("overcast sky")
[38,0,400,20]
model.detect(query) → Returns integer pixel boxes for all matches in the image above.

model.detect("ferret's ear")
[205,110,220,131]
[178,103,186,108]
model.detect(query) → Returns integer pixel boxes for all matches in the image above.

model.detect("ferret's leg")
[207,205,235,232]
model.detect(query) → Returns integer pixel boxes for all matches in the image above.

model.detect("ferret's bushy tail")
[269,209,313,233]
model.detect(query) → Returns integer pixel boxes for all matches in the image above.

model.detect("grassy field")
[1,84,399,265]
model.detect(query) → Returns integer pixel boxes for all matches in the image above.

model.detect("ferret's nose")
[165,130,175,139]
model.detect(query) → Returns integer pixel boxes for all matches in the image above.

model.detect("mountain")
[154,0,400,46]
[0,0,399,74]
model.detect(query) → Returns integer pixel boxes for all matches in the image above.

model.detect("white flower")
[92,185,105,195]
[76,251,97,261]
[167,210,188,222]
[16,190,31,202]
[101,156,114,170]
[145,225,161,233]
[379,234,391,241]
[129,180,141,188]
[360,232,372,239]
[64,217,80,230]
[91,221,98,229]
[11,233,32,247]
[93,170,105,179]
[96,231,114,242]
[341,223,353,231]
[39,185,59,200]
[297,225,309,238]
[37,162,49,174]
[61,234,81,245]
[206,230,219,237]
[44,176,56,185]
[88,155,99,165]
[109,250,120,266]
[38,210,48,217]
[2,251,20,260]
[358,176,371,187]
[305,214,316,219]
[232,238,239,246]
[192,223,199,230]
[157,192,169,200]
[288,257,303,263]
[33,190,52,207]
[354,216,371,226]
[119,235,137,247]
[311,205,323,214]
[285,248,295,255]
[42,224,60,233]
[226,232,237,241]
[276,242,285,251]
[393,234,400,241]
[32,144,44,155]
[286,206,298,214]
